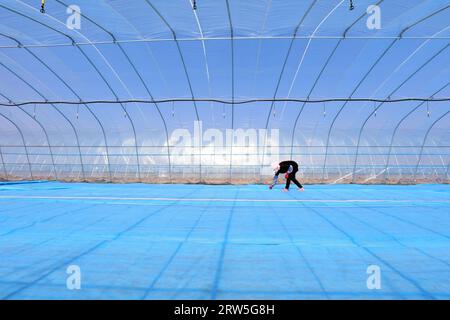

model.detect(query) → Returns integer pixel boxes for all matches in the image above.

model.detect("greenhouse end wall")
[1,136,449,184]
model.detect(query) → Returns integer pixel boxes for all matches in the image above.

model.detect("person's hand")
[282,188,289,192]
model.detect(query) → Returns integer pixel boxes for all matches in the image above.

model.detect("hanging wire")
[40,0,45,13]
[373,101,377,117]
[171,101,175,117]
[1,97,448,107]
[33,103,36,118]
[349,0,355,10]
[76,104,79,119]
[323,101,326,117]
[427,100,431,117]
[192,0,197,11]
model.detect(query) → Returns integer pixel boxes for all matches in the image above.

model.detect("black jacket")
[275,160,298,175]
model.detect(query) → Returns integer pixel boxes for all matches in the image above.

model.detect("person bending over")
[269,160,304,192]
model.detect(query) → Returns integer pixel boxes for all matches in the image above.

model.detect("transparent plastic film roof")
[0,0,449,184]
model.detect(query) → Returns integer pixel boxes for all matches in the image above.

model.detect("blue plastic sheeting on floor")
[0,182,449,300]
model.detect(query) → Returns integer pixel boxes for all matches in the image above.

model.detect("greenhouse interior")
[0,0,448,184]
[0,0,449,302]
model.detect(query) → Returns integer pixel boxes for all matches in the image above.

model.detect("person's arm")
[269,170,280,189]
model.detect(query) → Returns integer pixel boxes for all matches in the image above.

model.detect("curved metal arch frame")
[281,0,348,110]
[0,31,112,180]
[0,112,33,179]
[413,109,450,181]
[27,48,113,181]
[0,34,59,179]
[0,2,143,181]
[0,89,58,180]
[383,82,449,182]
[188,0,216,182]
[250,0,272,98]
[320,5,449,182]
[364,27,450,107]
[0,144,6,178]
[74,46,142,181]
[24,49,112,180]
[320,41,395,180]
[259,0,318,181]
[0,103,15,179]
[446,156,450,180]
[143,0,203,182]
[224,0,235,184]
[351,44,449,183]
[116,44,172,181]
[289,0,385,158]
[265,0,318,126]
[0,59,86,180]
[188,0,214,116]
[54,0,171,182]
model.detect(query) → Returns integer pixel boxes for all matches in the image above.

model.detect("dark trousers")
[285,169,303,189]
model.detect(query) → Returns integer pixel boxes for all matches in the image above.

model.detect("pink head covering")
[271,161,280,171]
